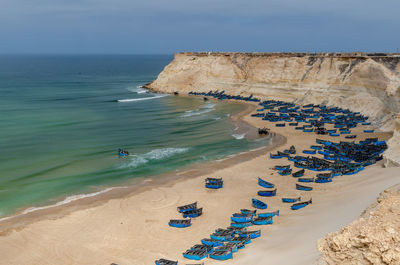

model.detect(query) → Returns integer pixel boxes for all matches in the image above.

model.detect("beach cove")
[0,92,398,265]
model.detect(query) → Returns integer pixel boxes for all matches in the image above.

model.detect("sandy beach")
[0,98,397,265]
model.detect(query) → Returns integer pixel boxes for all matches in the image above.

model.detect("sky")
[0,0,399,54]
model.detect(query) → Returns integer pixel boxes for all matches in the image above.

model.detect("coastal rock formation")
[147,52,400,165]
[317,186,400,265]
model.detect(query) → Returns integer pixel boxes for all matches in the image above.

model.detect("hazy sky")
[0,0,399,54]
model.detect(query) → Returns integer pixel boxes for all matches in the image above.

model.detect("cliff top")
[179,51,400,59]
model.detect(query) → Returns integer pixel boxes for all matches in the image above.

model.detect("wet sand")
[0,99,397,265]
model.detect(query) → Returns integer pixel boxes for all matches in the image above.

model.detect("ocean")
[0,55,267,218]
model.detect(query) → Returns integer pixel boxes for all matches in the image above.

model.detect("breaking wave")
[232,133,246,140]
[181,103,216,117]
[124,147,190,168]
[118,94,167,102]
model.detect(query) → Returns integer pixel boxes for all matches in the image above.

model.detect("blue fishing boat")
[252,216,273,225]
[303,149,316,154]
[209,250,233,260]
[292,169,305,178]
[155,259,178,265]
[182,250,207,260]
[329,133,340,137]
[252,198,268,209]
[282,196,301,203]
[345,135,357,139]
[229,235,251,245]
[258,177,275,188]
[257,189,277,197]
[274,165,290,170]
[296,183,313,191]
[201,238,223,247]
[168,219,191,228]
[364,130,374,133]
[118,148,129,157]
[183,208,202,218]
[205,181,223,189]
[231,214,253,223]
[278,168,292,176]
[205,177,222,183]
[230,221,253,228]
[291,198,312,210]
[239,230,261,239]
[190,244,213,254]
[210,232,234,241]
[315,177,332,183]
[362,122,371,125]
[257,210,279,218]
[240,209,257,216]
[177,202,197,213]
[298,177,314,183]
[275,123,286,127]
[270,153,283,159]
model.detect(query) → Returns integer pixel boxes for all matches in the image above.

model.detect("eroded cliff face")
[318,185,400,265]
[147,52,400,165]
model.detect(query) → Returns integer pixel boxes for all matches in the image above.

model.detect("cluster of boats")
[155,91,385,265]
[168,202,203,228]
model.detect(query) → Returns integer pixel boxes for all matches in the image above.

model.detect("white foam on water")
[126,85,148,94]
[181,103,216,117]
[232,133,246,140]
[118,94,167,102]
[123,147,190,168]
[0,186,126,222]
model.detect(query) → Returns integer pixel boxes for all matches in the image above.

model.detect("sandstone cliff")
[318,185,400,265]
[147,52,400,165]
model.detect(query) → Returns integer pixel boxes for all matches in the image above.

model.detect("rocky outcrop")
[147,52,400,165]
[317,185,400,265]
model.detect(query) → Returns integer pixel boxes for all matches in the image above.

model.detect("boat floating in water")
[118,148,129,157]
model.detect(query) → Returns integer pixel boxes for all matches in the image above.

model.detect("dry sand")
[0,99,397,265]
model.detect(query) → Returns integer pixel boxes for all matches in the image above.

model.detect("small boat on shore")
[182,249,207,260]
[183,208,202,218]
[252,216,273,225]
[257,189,277,197]
[190,244,213,254]
[257,210,279,218]
[298,177,314,183]
[282,196,301,203]
[177,202,197,213]
[209,249,233,260]
[155,259,178,265]
[258,177,275,188]
[205,178,223,189]
[231,214,253,223]
[292,169,305,178]
[201,238,223,247]
[240,209,257,216]
[252,198,268,209]
[296,183,313,191]
[278,168,292,176]
[291,198,312,210]
[168,219,191,228]
[239,230,261,239]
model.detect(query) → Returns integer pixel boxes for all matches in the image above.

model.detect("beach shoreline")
[0,95,397,265]
[0,100,285,235]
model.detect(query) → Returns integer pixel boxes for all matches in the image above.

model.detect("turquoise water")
[0,55,267,217]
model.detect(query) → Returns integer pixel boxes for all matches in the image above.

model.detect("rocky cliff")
[147,52,400,165]
[318,185,400,265]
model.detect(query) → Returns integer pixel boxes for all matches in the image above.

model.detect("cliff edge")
[317,185,400,265]
[147,52,400,165]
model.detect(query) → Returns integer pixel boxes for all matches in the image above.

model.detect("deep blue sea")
[0,55,266,218]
